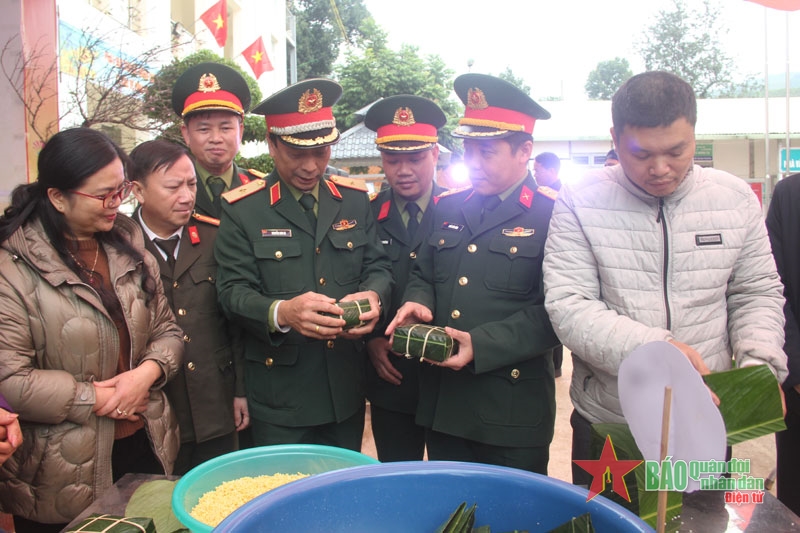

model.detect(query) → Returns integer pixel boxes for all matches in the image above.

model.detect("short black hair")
[612,71,696,136]
[505,132,534,154]
[129,140,191,183]
[534,152,560,171]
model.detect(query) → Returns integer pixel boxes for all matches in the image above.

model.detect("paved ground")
[361,348,779,492]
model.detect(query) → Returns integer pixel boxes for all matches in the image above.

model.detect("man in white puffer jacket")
[543,71,788,486]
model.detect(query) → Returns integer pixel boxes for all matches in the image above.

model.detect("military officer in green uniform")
[387,74,560,474]
[130,140,247,474]
[172,62,263,219]
[363,95,447,461]
[214,79,393,451]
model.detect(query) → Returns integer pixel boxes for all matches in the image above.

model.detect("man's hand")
[367,337,403,385]
[277,291,345,339]
[668,339,720,405]
[233,396,250,431]
[429,327,473,371]
[385,302,434,338]
[339,290,381,339]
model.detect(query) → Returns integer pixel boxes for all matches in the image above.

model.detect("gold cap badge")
[392,106,416,127]
[467,87,488,110]
[298,88,323,114]
[198,73,221,93]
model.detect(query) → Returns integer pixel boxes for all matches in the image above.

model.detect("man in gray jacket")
[543,71,787,486]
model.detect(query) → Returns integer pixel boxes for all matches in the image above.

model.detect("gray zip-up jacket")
[544,164,787,424]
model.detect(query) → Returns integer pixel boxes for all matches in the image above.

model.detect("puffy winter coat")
[544,164,787,424]
[0,215,183,523]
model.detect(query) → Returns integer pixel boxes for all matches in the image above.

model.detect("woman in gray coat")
[0,128,183,532]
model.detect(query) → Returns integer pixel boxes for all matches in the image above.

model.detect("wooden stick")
[657,386,673,533]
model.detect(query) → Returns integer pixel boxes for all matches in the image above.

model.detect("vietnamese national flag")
[200,0,228,47]
[745,0,800,10]
[242,36,274,79]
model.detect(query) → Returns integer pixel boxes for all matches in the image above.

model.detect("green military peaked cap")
[364,95,446,153]
[172,62,251,118]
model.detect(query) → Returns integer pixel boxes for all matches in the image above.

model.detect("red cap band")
[462,105,535,134]
[265,107,334,131]
[183,90,243,116]
[376,122,438,143]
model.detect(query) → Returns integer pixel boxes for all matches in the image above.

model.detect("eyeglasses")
[71,181,133,209]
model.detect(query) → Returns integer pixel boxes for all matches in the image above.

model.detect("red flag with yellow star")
[200,0,228,48]
[242,36,273,79]
[745,0,800,9]
[573,435,642,502]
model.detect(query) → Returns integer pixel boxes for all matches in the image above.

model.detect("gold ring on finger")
[315,325,320,333]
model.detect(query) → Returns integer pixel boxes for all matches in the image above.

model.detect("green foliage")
[288,0,372,80]
[585,58,633,100]
[637,0,733,98]
[235,152,274,175]
[143,50,263,143]
[333,31,460,152]
[496,67,531,96]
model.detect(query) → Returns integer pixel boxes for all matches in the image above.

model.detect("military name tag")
[262,229,292,238]
[442,222,464,231]
[333,219,357,231]
[502,227,535,237]
[381,238,393,246]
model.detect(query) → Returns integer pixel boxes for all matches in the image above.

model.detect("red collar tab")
[188,225,201,244]
[270,182,281,206]
[519,185,534,208]
[238,172,251,185]
[378,200,391,220]
[325,179,342,200]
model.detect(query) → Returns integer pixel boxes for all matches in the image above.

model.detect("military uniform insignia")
[298,88,323,113]
[329,175,368,192]
[198,73,221,92]
[188,225,201,244]
[247,168,267,179]
[262,229,292,238]
[537,185,558,201]
[436,185,472,199]
[441,222,464,231]
[221,179,266,204]
[393,107,416,126]
[269,182,281,206]
[467,87,489,110]
[369,191,380,202]
[332,219,357,231]
[378,201,391,221]
[381,238,392,246]
[192,212,220,227]
[502,227,535,237]
[324,179,342,199]
[519,185,534,208]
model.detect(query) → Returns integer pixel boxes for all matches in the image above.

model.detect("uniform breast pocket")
[327,228,367,284]
[253,239,304,294]
[429,232,462,283]
[188,265,218,308]
[483,236,542,293]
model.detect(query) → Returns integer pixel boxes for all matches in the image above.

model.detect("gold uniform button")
[177,308,187,316]
[208,276,215,283]
[172,281,179,289]
[438,238,446,246]
[511,368,520,379]
[451,309,461,319]
[327,340,335,349]
[275,250,283,259]
[347,241,354,249]
[510,246,518,254]
[409,251,417,259]
[183,334,191,343]
[319,277,326,286]
[187,362,196,371]
[265,357,274,367]
[467,244,477,253]
[458,276,468,286]
[316,247,321,254]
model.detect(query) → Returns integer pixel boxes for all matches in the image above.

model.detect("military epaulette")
[221,179,267,204]
[368,191,380,202]
[537,186,558,201]
[247,168,267,179]
[436,185,472,199]
[328,175,368,192]
[191,212,220,226]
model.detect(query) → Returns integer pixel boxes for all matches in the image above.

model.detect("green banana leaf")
[546,512,595,533]
[703,364,786,446]
[591,423,682,532]
[125,479,188,533]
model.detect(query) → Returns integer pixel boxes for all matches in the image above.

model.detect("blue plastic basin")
[215,461,654,532]
[172,444,379,533]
